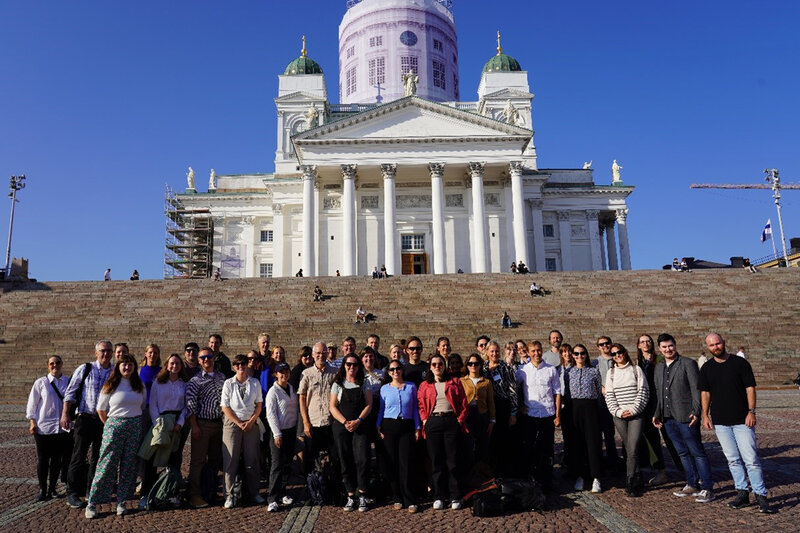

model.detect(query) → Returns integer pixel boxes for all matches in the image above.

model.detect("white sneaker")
[267,502,279,512]
[694,489,715,503]
[450,500,462,510]
[591,479,602,493]
[116,503,126,516]
[358,496,369,512]
[673,484,698,497]
[224,496,235,509]
[574,477,584,491]
[343,497,355,512]
[252,495,266,505]
[84,504,97,519]
[433,499,444,510]
[281,495,293,506]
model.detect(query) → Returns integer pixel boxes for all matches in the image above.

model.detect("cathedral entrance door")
[401,253,428,275]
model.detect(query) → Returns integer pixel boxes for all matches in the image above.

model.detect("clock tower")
[339,0,459,104]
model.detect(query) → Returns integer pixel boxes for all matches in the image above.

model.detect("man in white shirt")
[517,340,561,492]
[736,347,747,359]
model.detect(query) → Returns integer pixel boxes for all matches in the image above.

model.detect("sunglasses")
[198,355,214,360]
[430,362,444,367]
[573,351,587,356]
[233,362,245,367]
[388,367,402,373]
[48,361,63,366]
[597,341,610,347]
[467,362,481,367]
[407,346,421,351]
[611,351,625,357]
[345,362,358,367]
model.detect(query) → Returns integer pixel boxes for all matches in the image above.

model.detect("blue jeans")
[663,418,712,490]
[714,424,766,496]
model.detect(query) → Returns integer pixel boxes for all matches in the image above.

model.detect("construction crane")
[691,169,800,267]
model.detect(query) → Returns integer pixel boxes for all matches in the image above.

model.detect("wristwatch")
[748,408,756,414]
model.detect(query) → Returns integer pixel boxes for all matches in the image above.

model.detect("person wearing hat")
[264,362,298,512]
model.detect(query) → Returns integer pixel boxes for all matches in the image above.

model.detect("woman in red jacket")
[418,354,468,510]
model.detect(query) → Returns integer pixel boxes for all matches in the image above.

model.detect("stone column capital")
[586,209,600,219]
[615,208,629,222]
[557,210,571,221]
[380,163,397,179]
[428,162,446,178]
[509,160,524,175]
[469,161,486,176]
[528,198,543,210]
[272,203,283,214]
[341,164,358,180]
[300,164,317,180]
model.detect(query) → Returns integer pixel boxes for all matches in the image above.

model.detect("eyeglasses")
[407,346,421,351]
[430,362,444,367]
[611,351,625,357]
[573,351,587,356]
[185,348,198,352]
[345,362,358,368]
[198,355,214,360]
[467,362,481,367]
[233,362,245,367]
[477,343,487,348]
[388,367,402,373]
[597,341,610,347]
[48,361,63,366]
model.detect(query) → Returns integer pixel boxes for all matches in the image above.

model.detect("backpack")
[306,452,338,505]
[68,363,92,419]
[145,466,182,511]
[499,478,546,512]
[472,491,504,517]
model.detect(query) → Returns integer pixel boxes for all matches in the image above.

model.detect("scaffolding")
[164,185,214,279]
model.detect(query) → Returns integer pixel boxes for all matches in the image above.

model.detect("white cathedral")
[172,0,633,279]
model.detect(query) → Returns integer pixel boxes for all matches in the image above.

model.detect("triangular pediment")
[274,91,325,103]
[295,96,531,143]
[483,88,535,100]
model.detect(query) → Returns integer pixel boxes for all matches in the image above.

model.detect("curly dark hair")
[334,354,365,386]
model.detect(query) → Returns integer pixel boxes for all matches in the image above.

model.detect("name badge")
[493,374,501,382]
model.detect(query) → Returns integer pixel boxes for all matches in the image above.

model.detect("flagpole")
[770,230,777,258]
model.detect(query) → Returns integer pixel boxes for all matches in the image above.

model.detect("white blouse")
[149,378,187,427]
[26,374,71,435]
[97,378,146,418]
[220,376,262,421]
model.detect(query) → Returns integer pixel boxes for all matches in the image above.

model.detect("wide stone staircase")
[1,269,799,402]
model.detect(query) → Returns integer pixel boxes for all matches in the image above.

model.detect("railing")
[329,103,378,114]
[347,0,452,11]
[753,252,782,266]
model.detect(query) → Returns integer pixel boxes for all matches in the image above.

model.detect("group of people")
[25,329,775,519]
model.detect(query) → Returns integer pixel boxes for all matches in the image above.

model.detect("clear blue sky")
[1,0,798,281]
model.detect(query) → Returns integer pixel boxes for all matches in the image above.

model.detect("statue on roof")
[503,99,519,125]
[209,168,217,190]
[186,166,195,190]
[403,69,418,97]
[304,103,319,129]
[611,159,623,183]
[583,160,593,169]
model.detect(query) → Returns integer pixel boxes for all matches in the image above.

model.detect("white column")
[605,218,619,270]
[529,199,546,272]
[616,208,632,270]
[272,203,285,277]
[509,161,529,267]
[599,224,608,270]
[341,164,357,276]
[557,210,572,271]
[300,165,316,276]
[469,161,488,273]
[429,162,447,274]
[587,210,603,271]
[503,180,515,266]
[381,163,398,276]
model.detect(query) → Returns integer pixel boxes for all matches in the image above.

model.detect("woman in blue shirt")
[377,362,421,513]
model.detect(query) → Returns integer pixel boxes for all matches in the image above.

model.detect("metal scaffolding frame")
[164,185,214,279]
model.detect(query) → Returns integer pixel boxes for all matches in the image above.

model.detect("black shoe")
[728,489,750,509]
[35,490,49,502]
[66,493,84,509]
[755,494,775,514]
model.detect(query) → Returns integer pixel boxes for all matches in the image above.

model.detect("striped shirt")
[64,361,113,415]
[604,363,649,418]
[185,371,225,421]
[483,361,519,416]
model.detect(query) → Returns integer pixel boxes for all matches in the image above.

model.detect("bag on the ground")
[472,490,505,517]
[306,452,338,505]
[500,478,545,512]
[146,466,181,511]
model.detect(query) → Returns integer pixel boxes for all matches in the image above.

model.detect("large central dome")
[339,0,459,104]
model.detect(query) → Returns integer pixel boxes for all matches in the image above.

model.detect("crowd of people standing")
[25,329,775,518]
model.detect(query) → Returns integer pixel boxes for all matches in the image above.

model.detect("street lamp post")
[4,174,26,278]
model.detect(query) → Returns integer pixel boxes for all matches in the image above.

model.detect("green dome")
[284,55,323,75]
[483,53,522,73]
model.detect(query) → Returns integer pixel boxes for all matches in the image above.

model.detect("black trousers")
[268,426,297,504]
[598,397,619,462]
[489,396,516,477]
[332,423,370,494]
[522,414,555,490]
[34,432,72,493]
[380,418,416,506]
[425,415,460,501]
[570,399,603,481]
[66,414,103,498]
[303,425,336,474]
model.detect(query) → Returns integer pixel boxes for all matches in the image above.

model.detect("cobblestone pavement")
[2,389,797,532]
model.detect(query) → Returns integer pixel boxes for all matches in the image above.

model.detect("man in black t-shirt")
[403,337,429,386]
[699,333,773,514]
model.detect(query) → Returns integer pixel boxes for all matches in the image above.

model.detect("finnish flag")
[761,219,773,243]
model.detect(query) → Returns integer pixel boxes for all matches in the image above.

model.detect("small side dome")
[284,35,323,75]
[483,30,522,73]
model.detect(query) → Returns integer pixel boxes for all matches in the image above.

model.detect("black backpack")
[472,491,504,517]
[500,478,546,512]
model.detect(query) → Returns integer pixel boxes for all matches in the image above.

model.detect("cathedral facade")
[172,0,633,278]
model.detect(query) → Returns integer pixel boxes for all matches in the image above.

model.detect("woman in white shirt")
[85,354,146,518]
[264,362,298,512]
[26,355,72,501]
[220,353,263,508]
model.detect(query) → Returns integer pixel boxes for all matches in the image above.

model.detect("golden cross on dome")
[301,35,307,57]
[496,30,502,55]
